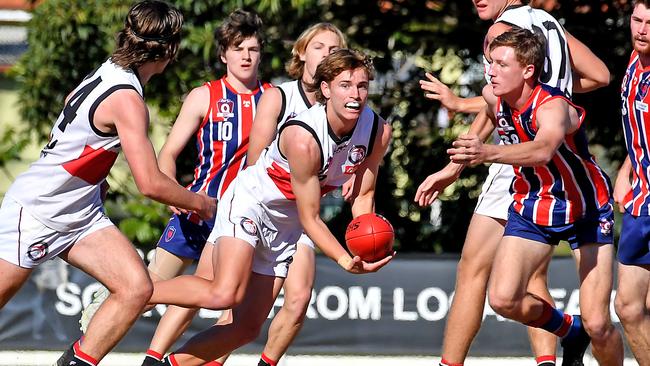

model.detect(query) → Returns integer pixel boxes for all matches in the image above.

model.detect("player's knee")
[201,287,244,310]
[581,313,613,341]
[283,287,311,318]
[614,293,645,325]
[456,256,490,279]
[488,291,520,318]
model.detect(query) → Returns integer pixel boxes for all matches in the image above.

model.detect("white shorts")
[207,183,300,278]
[0,196,114,268]
[297,232,314,250]
[474,163,515,221]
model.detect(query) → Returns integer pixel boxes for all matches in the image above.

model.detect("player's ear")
[321,80,331,99]
[523,64,535,80]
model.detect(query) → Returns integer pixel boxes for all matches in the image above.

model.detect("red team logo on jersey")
[27,243,49,261]
[216,98,235,120]
[344,145,367,174]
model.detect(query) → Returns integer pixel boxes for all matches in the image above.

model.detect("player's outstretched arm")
[566,31,610,93]
[614,156,633,213]
[420,72,486,114]
[157,86,209,214]
[104,89,216,220]
[247,87,283,166]
[347,119,392,216]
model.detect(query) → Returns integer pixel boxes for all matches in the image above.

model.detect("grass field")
[0,352,640,366]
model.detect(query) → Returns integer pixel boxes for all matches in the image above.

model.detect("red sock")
[536,355,556,365]
[146,349,163,361]
[440,358,463,366]
[204,362,223,366]
[261,353,278,366]
[72,339,99,366]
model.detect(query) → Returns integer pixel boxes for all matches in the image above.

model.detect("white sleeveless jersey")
[276,80,313,127]
[486,5,573,97]
[245,103,380,205]
[6,59,143,231]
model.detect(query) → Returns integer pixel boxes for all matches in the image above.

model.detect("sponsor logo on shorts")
[27,242,48,261]
[283,255,294,267]
[165,226,176,242]
[599,218,613,236]
[240,218,258,236]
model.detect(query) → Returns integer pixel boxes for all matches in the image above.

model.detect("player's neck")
[300,76,319,105]
[639,52,650,69]
[225,74,258,93]
[504,82,535,111]
[494,0,523,21]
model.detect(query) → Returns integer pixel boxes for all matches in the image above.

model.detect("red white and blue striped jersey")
[621,51,650,216]
[496,84,612,226]
[188,77,271,199]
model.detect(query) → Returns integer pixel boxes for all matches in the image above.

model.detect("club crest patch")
[216,98,235,120]
[27,242,48,261]
[164,226,176,242]
[240,218,258,236]
[348,145,367,164]
[599,218,613,236]
[640,75,650,99]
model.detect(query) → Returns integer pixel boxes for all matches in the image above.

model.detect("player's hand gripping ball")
[345,213,394,262]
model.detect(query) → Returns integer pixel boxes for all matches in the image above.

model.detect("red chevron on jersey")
[496,84,612,226]
[62,144,118,185]
[621,50,650,216]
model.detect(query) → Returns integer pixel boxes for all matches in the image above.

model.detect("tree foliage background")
[5,0,635,252]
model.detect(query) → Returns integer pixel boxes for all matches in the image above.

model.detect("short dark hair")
[215,9,264,59]
[111,0,183,69]
[635,0,650,8]
[489,28,545,81]
[306,48,374,104]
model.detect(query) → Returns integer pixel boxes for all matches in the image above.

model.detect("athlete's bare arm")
[614,156,633,213]
[281,125,390,274]
[96,89,216,220]
[565,31,610,93]
[158,86,210,181]
[449,97,576,167]
[247,87,283,166]
[420,74,486,114]
[347,120,391,217]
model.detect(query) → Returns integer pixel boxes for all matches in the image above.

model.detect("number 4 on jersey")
[58,77,102,132]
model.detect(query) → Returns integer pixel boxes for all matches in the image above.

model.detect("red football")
[345,213,394,262]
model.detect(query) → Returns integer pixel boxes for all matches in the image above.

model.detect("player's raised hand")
[420,72,460,112]
[415,168,457,207]
[448,134,485,166]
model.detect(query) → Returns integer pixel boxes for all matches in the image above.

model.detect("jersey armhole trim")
[277,87,287,125]
[88,84,139,137]
[367,112,380,156]
[278,120,324,169]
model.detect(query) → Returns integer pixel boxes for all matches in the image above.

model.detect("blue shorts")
[617,211,650,265]
[504,206,614,250]
[157,213,214,260]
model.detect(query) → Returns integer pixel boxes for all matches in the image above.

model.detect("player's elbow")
[592,68,611,88]
[135,176,163,200]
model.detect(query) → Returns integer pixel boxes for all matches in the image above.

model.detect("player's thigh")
[490,235,553,298]
[460,213,506,270]
[211,236,255,294]
[148,247,193,282]
[193,241,214,279]
[573,243,615,316]
[0,259,32,306]
[283,241,315,298]
[616,263,650,306]
[63,225,150,292]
